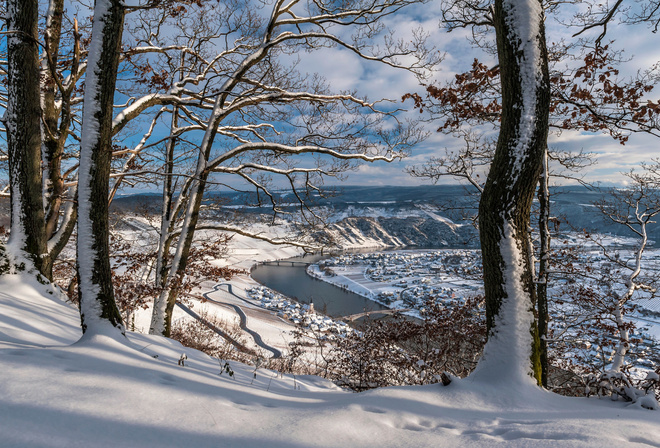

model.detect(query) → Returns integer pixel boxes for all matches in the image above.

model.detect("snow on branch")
[206,142,403,171]
[111,93,201,136]
[213,163,325,176]
[172,224,321,252]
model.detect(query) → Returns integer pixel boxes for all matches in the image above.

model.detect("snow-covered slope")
[326,215,478,248]
[107,185,660,251]
[2,273,660,447]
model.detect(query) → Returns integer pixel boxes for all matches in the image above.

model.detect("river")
[250,251,390,319]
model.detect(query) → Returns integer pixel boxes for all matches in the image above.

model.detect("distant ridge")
[110,185,660,242]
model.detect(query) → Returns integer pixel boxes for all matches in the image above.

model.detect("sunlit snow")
[2,268,659,447]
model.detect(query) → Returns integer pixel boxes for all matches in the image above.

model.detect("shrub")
[170,311,254,363]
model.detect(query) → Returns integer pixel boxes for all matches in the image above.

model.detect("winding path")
[197,284,282,358]
[175,302,256,355]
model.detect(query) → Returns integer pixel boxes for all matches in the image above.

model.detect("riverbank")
[132,225,377,358]
[305,250,484,319]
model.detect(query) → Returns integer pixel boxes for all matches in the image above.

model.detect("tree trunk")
[151,59,188,337]
[41,0,79,280]
[149,42,238,336]
[611,220,648,371]
[537,148,550,386]
[155,110,177,290]
[5,0,49,276]
[474,0,550,385]
[150,169,209,337]
[76,0,125,335]
[42,0,65,243]
[155,56,184,292]
[150,108,179,337]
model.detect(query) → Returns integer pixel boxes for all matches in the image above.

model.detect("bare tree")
[39,1,84,279]
[593,168,660,372]
[545,166,660,405]
[76,0,126,336]
[4,0,48,275]
[140,0,436,336]
[0,1,168,280]
[1,1,87,280]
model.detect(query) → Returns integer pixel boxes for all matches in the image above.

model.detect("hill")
[111,185,659,243]
[1,273,659,447]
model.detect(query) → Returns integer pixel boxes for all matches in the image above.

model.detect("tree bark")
[42,0,65,244]
[155,109,178,290]
[76,0,125,335]
[41,0,79,280]
[5,0,49,276]
[149,15,264,336]
[475,0,550,385]
[150,169,209,337]
[154,54,185,295]
[537,147,550,386]
[150,107,181,337]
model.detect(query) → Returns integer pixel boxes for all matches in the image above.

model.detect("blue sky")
[20,1,658,194]
[310,1,660,187]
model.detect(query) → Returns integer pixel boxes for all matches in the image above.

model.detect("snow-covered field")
[2,273,660,447]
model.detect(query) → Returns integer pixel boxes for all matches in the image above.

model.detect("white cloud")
[284,2,660,187]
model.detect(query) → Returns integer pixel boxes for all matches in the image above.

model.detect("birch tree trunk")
[76,0,125,335]
[474,0,550,385]
[5,0,49,276]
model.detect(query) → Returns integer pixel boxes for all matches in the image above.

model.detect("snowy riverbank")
[306,249,484,319]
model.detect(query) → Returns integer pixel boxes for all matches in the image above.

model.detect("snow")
[216,223,305,270]
[246,284,352,336]
[418,205,463,230]
[472,223,537,385]
[303,242,660,372]
[4,209,660,446]
[77,0,121,334]
[306,236,537,384]
[502,0,545,177]
[2,267,660,447]
[306,249,482,317]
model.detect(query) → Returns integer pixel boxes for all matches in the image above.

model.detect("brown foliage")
[404,46,660,143]
[286,296,486,391]
[170,311,253,363]
[53,224,241,329]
